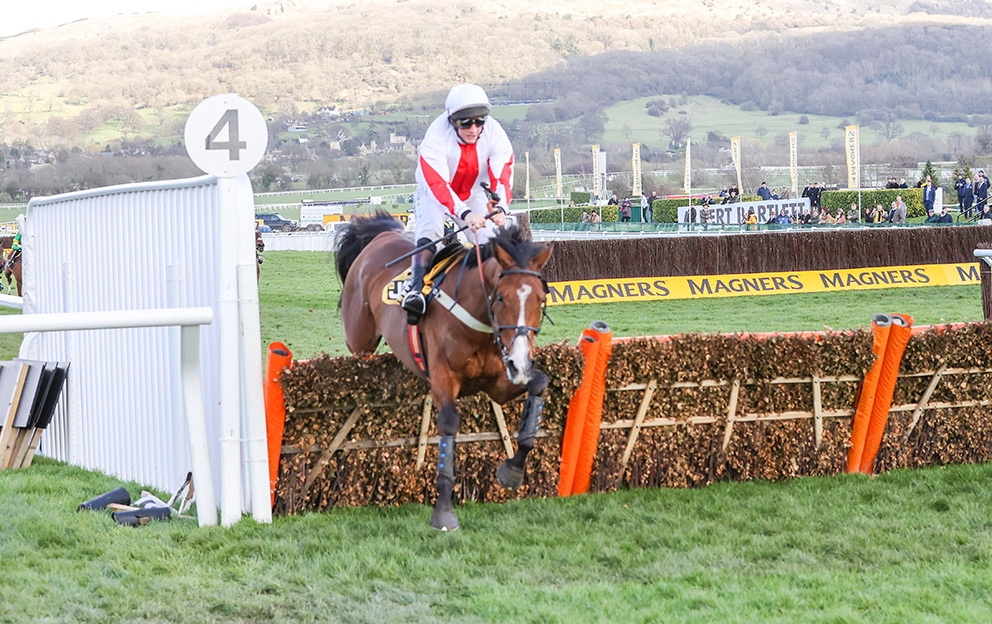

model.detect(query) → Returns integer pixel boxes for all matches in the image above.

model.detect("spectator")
[770,188,780,200]
[775,209,791,225]
[962,177,975,219]
[779,187,791,200]
[890,195,907,223]
[647,191,658,222]
[846,202,861,223]
[869,204,886,223]
[955,173,967,211]
[620,197,632,222]
[727,184,740,203]
[818,208,835,224]
[979,203,992,222]
[639,194,648,222]
[809,183,823,212]
[580,210,591,223]
[799,207,813,224]
[922,179,936,215]
[924,207,939,223]
[746,208,757,229]
[801,182,813,201]
[936,206,953,224]
[757,182,772,201]
[590,210,601,223]
[899,178,909,188]
[700,203,711,225]
[976,171,989,216]
[834,209,846,223]
[608,194,618,206]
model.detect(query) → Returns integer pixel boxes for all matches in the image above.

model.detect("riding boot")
[401,249,433,325]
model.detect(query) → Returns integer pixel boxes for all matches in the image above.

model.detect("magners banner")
[547,263,980,306]
[845,125,860,190]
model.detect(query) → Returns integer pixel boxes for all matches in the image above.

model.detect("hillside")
[0,0,982,150]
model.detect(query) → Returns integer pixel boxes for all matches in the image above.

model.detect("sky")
[2,0,254,37]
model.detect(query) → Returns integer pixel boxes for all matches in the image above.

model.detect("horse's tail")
[335,210,404,284]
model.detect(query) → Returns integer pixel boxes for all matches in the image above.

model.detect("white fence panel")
[23,175,261,510]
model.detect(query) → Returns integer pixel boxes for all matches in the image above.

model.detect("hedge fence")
[274,323,992,514]
[541,225,992,282]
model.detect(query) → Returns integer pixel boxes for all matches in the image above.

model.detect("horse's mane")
[466,226,546,270]
[335,210,404,284]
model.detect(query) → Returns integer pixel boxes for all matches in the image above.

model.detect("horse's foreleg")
[431,398,460,531]
[497,370,548,490]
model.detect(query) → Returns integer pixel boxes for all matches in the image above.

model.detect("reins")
[472,232,546,370]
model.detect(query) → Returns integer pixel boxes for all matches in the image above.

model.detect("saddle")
[382,242,470,306]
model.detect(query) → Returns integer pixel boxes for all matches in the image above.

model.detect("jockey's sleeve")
[419,142,470,219]
[486,124,514,212]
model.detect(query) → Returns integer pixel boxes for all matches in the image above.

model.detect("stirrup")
[402,291,426,325]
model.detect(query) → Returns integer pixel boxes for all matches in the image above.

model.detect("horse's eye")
[496,293,504,304]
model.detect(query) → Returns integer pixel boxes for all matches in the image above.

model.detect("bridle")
[472,241,550,372]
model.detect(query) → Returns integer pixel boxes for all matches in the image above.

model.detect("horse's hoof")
[430,509,459,532]
[497,461,525,490]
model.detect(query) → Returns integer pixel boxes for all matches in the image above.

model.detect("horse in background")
[336,212,552,531]
[4,251,21,297]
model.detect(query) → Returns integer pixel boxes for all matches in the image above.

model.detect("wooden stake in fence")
[902,366,945,443]
[416,396,433,470]
[720,379,741,452]
[490,401,515,458]
[812,375,823,448]
[621,379,656,469]
[302,405,363,496]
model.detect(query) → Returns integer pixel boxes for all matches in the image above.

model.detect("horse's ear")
[493,240,516,269]
[530,243,552,271]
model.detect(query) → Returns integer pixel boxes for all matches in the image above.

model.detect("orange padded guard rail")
[559,321,612,497]
[847,314,892,473]
[265,342,294,506]
[859,313,914,474]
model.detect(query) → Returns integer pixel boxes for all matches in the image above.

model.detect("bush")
[570,191,591,205]
[529,205,619,223]
[821,188,925,218]
[799,115,810,125]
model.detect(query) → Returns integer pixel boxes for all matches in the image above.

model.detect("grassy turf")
[2,250,991,622]
[2,457,991,622]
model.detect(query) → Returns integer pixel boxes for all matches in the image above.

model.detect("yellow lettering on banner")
[546,263,980,306]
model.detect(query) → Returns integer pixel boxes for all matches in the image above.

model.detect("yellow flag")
[591,145,601,199]
[789,131,798,196]
[683,137,691,194]
[731,136,742,191]
[845,125,860,189]
[554,148,562,198]
[631,143,642,197]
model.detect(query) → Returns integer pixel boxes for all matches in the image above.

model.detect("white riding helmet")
[445,83,491,121]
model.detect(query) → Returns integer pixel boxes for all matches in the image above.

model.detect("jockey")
[7,214,22,267]
[401,83,514,325]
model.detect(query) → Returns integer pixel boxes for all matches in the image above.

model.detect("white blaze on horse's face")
[506,283,533,385]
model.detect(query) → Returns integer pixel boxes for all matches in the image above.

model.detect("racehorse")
[336,212,552,531]
[4,252,21,297]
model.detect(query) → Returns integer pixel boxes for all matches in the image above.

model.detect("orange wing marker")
[859,313,914,474]
[559,321,612,496]
[264,342,294,506]
[848,314,891,473]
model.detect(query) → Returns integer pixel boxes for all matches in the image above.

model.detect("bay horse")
[4,251,21,297]
[336,212,552,531]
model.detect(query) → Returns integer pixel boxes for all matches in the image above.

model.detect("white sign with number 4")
[185,94,268,178]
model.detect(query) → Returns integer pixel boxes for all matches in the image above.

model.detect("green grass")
[599,94,976,149]
[3,457,992,622]
[2,250,992,621]
[257,251,983,359]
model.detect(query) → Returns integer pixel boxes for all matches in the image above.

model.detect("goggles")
[453,117,487,129]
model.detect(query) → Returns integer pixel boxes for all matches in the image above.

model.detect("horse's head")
[489,239,552,386]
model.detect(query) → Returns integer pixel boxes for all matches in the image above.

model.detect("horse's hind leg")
[497,370,549,490]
